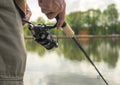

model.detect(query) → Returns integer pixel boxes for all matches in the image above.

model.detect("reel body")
[28,24,58,50]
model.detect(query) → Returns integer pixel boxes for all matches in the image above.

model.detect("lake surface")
[24,38,120,85]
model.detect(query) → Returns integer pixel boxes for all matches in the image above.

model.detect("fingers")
[25,4,32,21]
[57,6,66,28]
[25,11,32,21]
[45,12,58,19]
[22,4,32,25]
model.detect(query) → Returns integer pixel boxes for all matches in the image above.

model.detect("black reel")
[28,23,58,50]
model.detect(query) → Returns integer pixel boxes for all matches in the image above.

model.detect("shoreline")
[24,34,120,39]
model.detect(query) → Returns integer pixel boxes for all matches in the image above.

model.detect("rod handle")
[55,16,74,38]
[62,23,74,38]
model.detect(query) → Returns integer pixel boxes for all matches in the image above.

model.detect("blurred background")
[24,0,120,85]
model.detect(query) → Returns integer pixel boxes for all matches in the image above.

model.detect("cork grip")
[55,16,74,38]
[62,24,75,38]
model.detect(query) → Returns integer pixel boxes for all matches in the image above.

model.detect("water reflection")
[25,38,120,68]
[87,38,120,68]
[24,38,120,85]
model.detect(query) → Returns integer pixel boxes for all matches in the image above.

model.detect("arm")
[38,0,66,28]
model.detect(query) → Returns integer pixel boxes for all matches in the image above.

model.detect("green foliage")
[66,3,120,35]
[66,11,89,34]
[23,24,31,36]
[103,4,119,34]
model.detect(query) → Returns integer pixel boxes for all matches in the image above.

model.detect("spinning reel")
[24,20,58,50]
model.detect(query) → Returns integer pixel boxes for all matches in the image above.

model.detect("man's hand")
[38,0,66,28]
[25,4,32,21]
[23,4,32,25]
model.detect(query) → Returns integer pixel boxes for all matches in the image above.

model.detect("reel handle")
[55,16,74,38]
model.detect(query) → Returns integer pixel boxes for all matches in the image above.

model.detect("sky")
[27,0,120,21]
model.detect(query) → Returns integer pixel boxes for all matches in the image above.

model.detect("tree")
[103,4,119,34]
[66,9,101,34]
[87,9,101,34]
[66,12,82,34]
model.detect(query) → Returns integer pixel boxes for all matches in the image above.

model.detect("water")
[24,38,120,85]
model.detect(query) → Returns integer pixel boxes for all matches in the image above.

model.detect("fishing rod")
[23,18,109,85]
[58,21,109,85]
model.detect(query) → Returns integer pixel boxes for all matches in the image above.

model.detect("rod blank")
[62,23,109,85]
